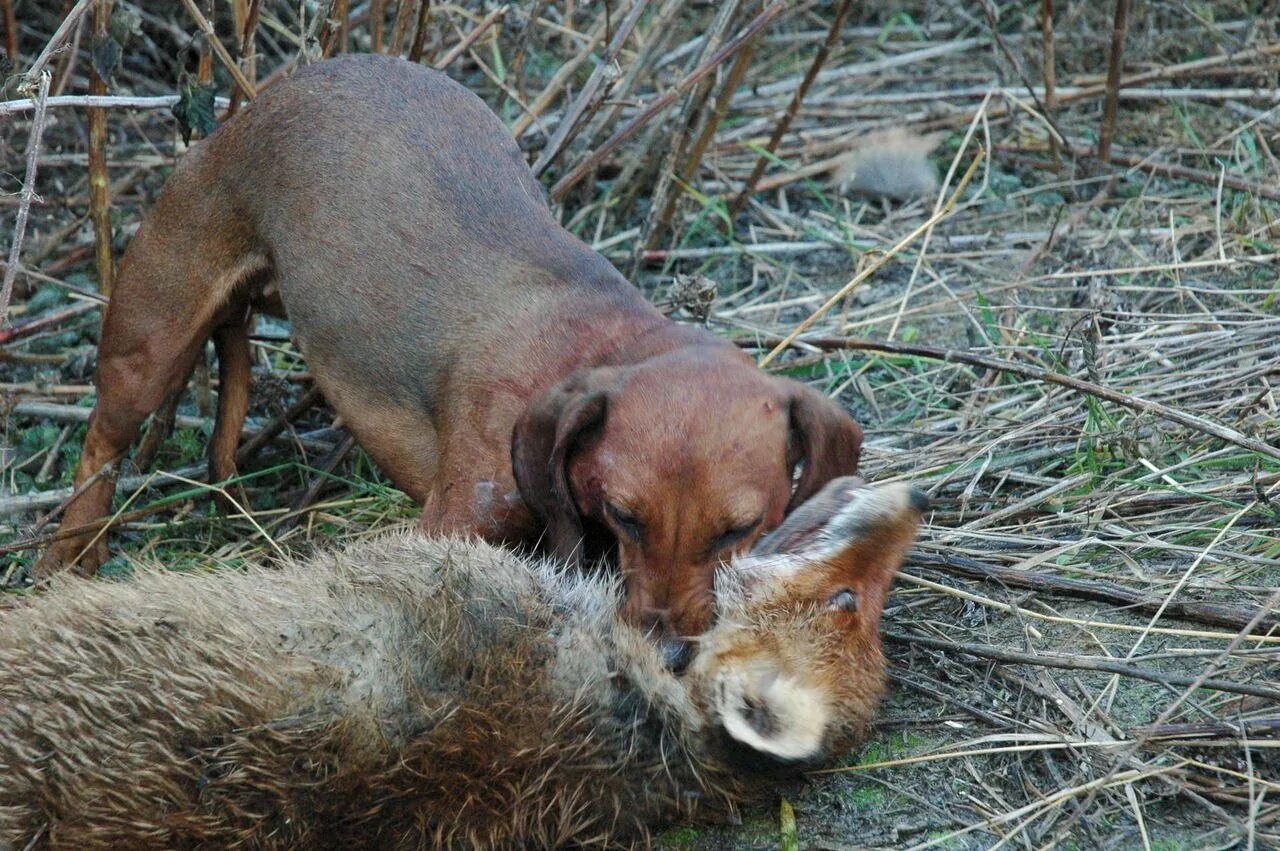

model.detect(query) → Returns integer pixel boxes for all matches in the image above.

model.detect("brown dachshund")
[34,55,863,650]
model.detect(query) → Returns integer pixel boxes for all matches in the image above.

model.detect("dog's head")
[692,476,926,770]
[511,347,863,659]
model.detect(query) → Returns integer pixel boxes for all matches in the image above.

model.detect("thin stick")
[370,0,385,52]
[235,385,322,467]
[2,0,16,65]
[729,0,854,217]
[530,0,650,175]
[0,94,232,117]
[321,0,351,58]
[1,71,50,326]
[407,0,431,63]
[1041,0,1057,162]
[756,150,985,368]
[276,431,358,533]
[19,0,91,93]
[750,334,1280,463]
[1098,145,1280,202]
[227,0,262,116]
[884,632,1280,702]
[907,552,1277,632]
[638,0,744,261]
[196,0,213,84]
[0,301,97,345]
[1097,0,1131,163]
[180,0,258,99]
[87,0,114,297]
[509,10,607,138]
[549,1,788,202]
[431,5,507,70]
[388,0,416,55]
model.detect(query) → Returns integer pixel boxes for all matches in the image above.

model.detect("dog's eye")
[606,502,643,541]
[828,588,858,612]
[711,516,762,553]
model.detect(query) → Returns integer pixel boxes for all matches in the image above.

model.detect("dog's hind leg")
[208,311,253,511]
[33,172,268,577]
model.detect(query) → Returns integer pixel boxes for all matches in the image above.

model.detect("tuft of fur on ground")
[831,127,944,200]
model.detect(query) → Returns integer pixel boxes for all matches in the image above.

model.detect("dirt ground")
[2,2,1278,848]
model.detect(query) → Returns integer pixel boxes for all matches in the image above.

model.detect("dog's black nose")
[908,487,931,514]
[660,637,694,674]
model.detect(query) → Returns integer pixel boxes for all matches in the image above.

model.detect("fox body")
[1,478,924,848]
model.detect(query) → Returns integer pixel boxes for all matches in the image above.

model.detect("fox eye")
[828,588,858,612]
[606,502,643,542]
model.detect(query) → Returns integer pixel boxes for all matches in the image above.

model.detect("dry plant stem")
[504,0,551,107]
[388,0,416,54]
[134,390,181,472]
[276,431,357,533]
[370,0,385,52]
[1100,145,1280,202]
[196,0,213,82]
[235,384,322,467]
[321,0,351,58]
[19,0,91,92]
[755,334,1280,463]
[980,0,1066,147]
[431,5,507,70]
[639,0,744,260]
[2,0,16,63]
[530,0,651,176]
[907,553,1277,632]
[549,1,788,202]
[756,150,985,368]
[180,0,257,98]
[1060,585,1280,839]
[729,0,854,218]
[50,0,80,96]
[87,0,114,297]
[509,11,608,138]
[227,0,262,116]
[407,0,431,63]
[679,39,754,197]
[1097,0,1131,163]
[576,0,683,159]
[1041,0,1057,162]
[0,72,50,326]
[0,94,232,117]
[883,632,1280,702]
[0,302,96,345]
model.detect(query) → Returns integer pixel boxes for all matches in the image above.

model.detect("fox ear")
[751,476,869,560]
[738,477,927,590]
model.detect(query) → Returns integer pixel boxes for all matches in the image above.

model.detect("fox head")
[690,476,927,772]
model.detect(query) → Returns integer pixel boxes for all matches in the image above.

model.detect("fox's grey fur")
[0,478,924,849]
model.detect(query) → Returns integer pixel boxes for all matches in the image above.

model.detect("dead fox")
[0,477,925,849]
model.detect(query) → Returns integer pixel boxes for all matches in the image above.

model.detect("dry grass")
[2,2,1278,848]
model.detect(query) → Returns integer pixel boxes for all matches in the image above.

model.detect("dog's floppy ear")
[512,368,621,563]
[786,384,864,513]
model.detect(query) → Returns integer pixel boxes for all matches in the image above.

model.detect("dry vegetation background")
[2,1,1279,848]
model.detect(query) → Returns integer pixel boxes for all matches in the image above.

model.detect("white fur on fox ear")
[716,661,828,762]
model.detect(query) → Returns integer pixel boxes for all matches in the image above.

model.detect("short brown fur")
[34,56,864,643]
